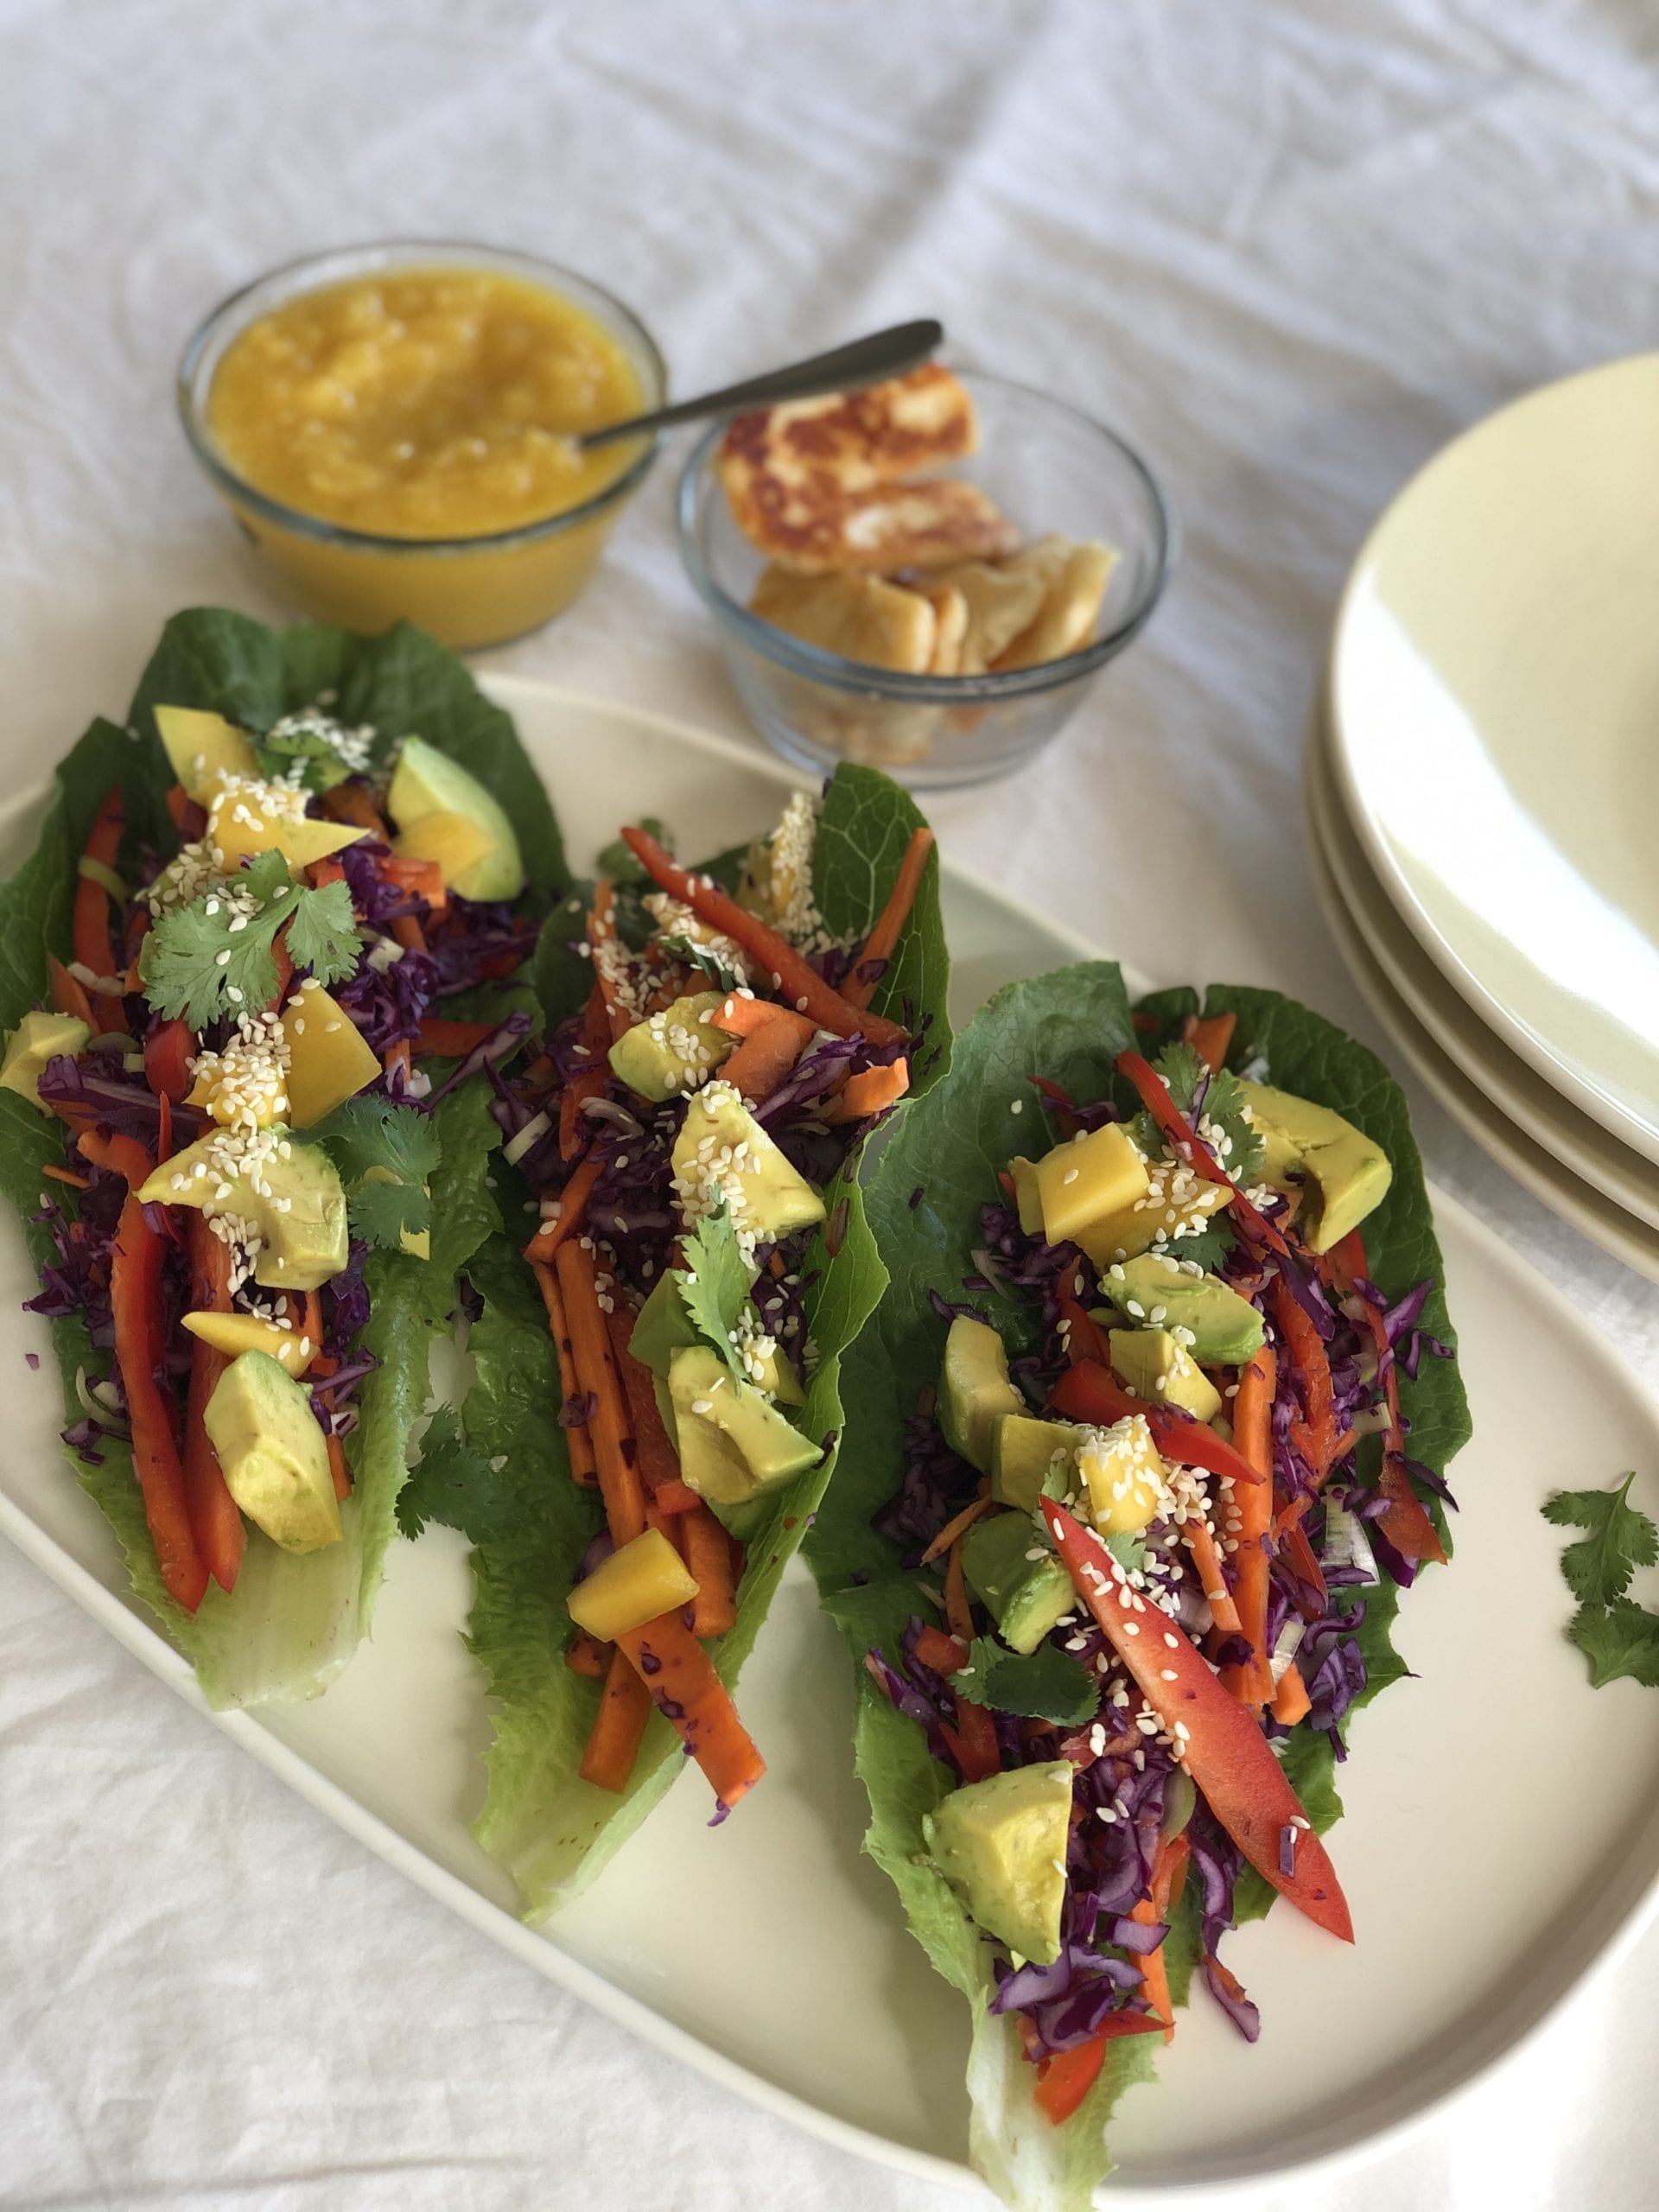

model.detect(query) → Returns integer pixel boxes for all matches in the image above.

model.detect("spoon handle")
[579,318,946,448]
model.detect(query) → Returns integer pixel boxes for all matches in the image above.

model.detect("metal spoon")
[577,318,945,448]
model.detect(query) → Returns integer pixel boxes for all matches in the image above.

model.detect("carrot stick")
[605,1304,683,1494]
[620,825,905,1046]
[921,1493,992,1566]
[1181,1011,1236,1075]
[712,993,817,1045]
[1271,1662,1312,1726]
[528,1258,599,1486]
[1182,1514,1243,1638]
[842,826,933,1010]
[720,1016,808,1103]
[380,854,447,910]
[42,1164,91,1190]
[943,1535,976,1644]
[383,1039,412,1087]
[553,1240,646,1545]
[822,1058,910,1124]
[651,1477,702,1516]
[1219,1347,1276,1706]
[1130,1832,1191,2042]
[75,1128,153,1189]
[308,856,348,891]
[323,1428,351,1502]
[390,913,428,955]
[614,1607,766,1808]
[682,1505,738,1637]
[48,955,97,1031]
[565,1630,609,1678]
[559,985,613,1160]
[321,783,388,835]
[579,1646,654,1792]
[524,1155,605,1264]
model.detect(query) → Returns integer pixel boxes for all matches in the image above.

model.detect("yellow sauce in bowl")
[188,257,660,648]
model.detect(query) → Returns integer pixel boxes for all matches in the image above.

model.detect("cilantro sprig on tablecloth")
[141,850,361,1028]
[1543,1474,1659,1688]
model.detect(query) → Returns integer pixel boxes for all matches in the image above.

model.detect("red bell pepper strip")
[75,1128,153,1190]
[1048,1359,1263,1488]
[620,824,906,1047]
[73,786,126,983]
[143,1017,195,1105]
[1267,1271,1338,1476]
[1278,1514,1327,1617]
[1323,1232,1448,1568]
[1057,1289,1110,1367]
[1040,1498,1353,1942]
[413,1016,499,1059]
[1115,1050,1291,1261]
[1033,2011,1166,2124]
[48,954,97,1033]
[111,1193,207,1613]
[1130,1830,1191,2041]
[182,1213,245,1594]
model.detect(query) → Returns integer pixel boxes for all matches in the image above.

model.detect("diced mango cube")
[1034,1122,1149,1247]
[568,1527,700,1643]
[1076,1166,1232,1268]
[206,773,365,872]
[1008,1155,1045,1236]
[282,984,381,1127]
[1077,1414,1168,1535]
[181,1310,317,1373]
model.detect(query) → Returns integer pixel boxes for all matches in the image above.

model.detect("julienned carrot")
[383,1039,412,1086]
[912,1624,969,1675]
[390,912,428,955]
[822,1058,911,1125]
[580,1646,654,1792]
[73,786,126,984]
[48,955,96,1032]
[528,1259,599,1488]
[553,1239,646,1546]
[560,986,613,1160]
[1130,1831,1191,2041]
[380,854,447,910]
[41,1164,90,1190]
[620,825,905,1047]
[720,1016,809,1103]
[75,1128,153,1189]
[1271,1662,1312,1726]
[842,825,934,1011]
[111,1193,207,1613]
[181,1213,245,1594]
[321,783,388,836]
[308,856,347,891]
[1219,1347,1276,1707]
[324,1429,351,1503]
[604,1302,682,1495]
[1323,1230,1448,1569]
[524,1156,605,1264]
[1182,1515,1243,1639]
[713,993,817,1045]
[682,1505,738,1637]
[565,1630,608,1678]
[615,1607,766,1808]
[1181,1011,1236,1075]
[651,1478,702,1516]
[920,1493,992,1566]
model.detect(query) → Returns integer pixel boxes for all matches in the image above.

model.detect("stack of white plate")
[1307,353,1659,1286]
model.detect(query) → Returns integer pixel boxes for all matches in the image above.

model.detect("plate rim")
[1306,711,1659,1234]
[3,674,1658,2200]
[1322,350,1659,1168]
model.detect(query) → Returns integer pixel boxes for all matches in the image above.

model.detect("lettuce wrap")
[0,608,563,1707]
[805,963,1470,2211]
[448,765,953,1916]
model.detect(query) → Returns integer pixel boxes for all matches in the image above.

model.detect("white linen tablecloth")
[3,3,1657,2206]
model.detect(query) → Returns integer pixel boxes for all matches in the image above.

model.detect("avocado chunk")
[139,1131,348,1290]
[671,1081,825,1248]
[386,734,524,902]
[1033,1122,1149,1247]
[1007,1156,1044,1236]
[667,1344,820,1507]
[1235,1080,1392,1253]
[1076,1414,1169,1535]
[1096,1253,1264,1366]
[923,1764,1074,1964]
[1074,1162,1232,1268]
[609,991,736,1103]
[961,1513,1076,1655]
[1109,1326,1222,1421]
[989,1414,1077,1512]
[938,1315,1026,1474]
[0,1010,90,1108]
[154,705,259,802]
[203,1349,340,1554]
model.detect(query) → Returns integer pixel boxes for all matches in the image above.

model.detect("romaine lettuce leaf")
[0,610,531,1706]
[465,760,951,1914]
[810,967,1471,2211]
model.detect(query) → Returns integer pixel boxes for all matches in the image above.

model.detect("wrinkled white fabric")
[3,2,1658,2206]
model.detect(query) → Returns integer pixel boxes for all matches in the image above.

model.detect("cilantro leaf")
[1130,1041,1264,1186]
[396,1408,516,1544]
[1105,1529,1147,1575]
[677,1205,753,1362]
[284,875,362,988]
[1542,1474,1657,1606]
[312,1097,442,1251]
[953,1634,1098,1726]
[1567,1599,1659,1690]
[657,933,745,994]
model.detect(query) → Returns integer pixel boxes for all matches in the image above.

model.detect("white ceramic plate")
[1306,717,1659,1238]
[1326,353,1659,1167]
[3,681,1659,2200]
[1303,737,1659,1287]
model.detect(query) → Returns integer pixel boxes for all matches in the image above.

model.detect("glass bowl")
[677,371,1174,788]
[178,240,667,651]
